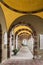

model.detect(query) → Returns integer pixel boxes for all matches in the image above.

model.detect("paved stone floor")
[15,46,33,59]
[0,59,43,65]
[0,46,43,65]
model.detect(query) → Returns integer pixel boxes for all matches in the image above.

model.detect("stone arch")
[15,28,32,37]
[7,15,41,58]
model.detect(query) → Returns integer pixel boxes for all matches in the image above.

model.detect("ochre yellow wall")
[0,2,43,31]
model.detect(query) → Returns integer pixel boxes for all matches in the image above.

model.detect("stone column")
[7,32,10,58]
[0,24,2,63]
[16,35,18,49]
[33,35,37,59]
[14,33,16,49]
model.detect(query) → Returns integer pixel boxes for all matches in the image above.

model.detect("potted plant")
[13,49,19,55]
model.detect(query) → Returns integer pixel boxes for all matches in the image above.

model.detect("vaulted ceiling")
[0,0,43,32]
[14,25,32,33]
[2,0,43,13]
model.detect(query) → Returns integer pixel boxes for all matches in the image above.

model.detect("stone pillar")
[14,33,16,49]
[16,35,18,49]
[7,33,10,58]
[33,34,37,59]
[10,31,14,57]
[0,24,2,63]
[3,32,7,61]
[10,33,12,57]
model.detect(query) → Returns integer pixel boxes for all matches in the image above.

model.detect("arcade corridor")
[0,0,43,65]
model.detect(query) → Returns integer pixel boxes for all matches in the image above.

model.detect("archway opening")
[7,20,37,59]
